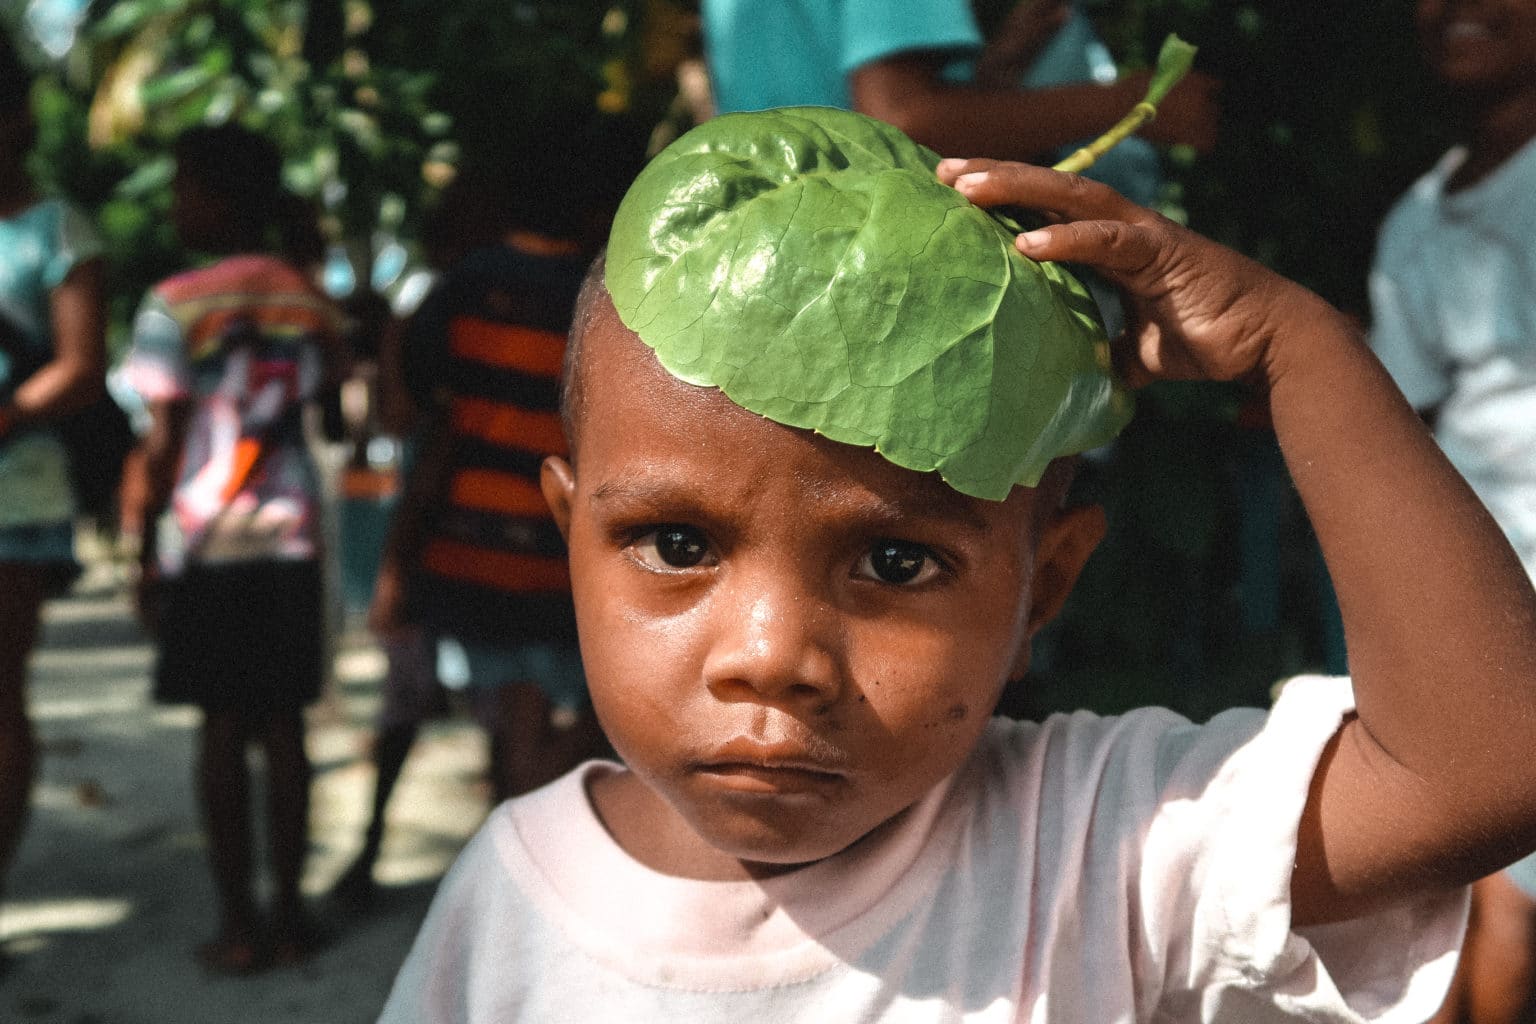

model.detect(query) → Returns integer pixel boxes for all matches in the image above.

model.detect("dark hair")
[1,32,32,117]
[457,113,643,243]
[559,252,609,451]
[174,124,283,230]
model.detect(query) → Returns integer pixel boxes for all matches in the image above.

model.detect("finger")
[935,157,1006,186]
[949,163,1148,226]
[1016,219,1164,282]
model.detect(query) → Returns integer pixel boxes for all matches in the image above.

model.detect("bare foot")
[196,931,267,976]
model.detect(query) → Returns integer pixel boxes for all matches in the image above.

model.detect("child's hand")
[948,157,1536,928]
[368,561,409,639]
[938,158,1333,389]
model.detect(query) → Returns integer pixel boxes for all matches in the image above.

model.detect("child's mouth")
[695,763,847,795]
[692,738,850,794]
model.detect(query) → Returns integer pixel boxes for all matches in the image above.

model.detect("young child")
[0,33,106,937]
[379,107,1536,1022]
[1367,3,1536,1021]
[125,125,345,972]
[333,151,609,904]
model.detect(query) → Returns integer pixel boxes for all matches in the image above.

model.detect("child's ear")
[1017,502,1106,654]
[541,456,577,541]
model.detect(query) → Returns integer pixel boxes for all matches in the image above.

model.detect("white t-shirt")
[379,677,1464,1023]
[1368,136,1536,579]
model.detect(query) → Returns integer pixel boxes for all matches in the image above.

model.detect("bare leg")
[197,708,261,971]
[0,565,48,904]
[331,722,418,904]
[257,708,313,962]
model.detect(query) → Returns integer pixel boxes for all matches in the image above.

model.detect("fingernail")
[1019,229,1049,251]
[955,172,988,190]
[936,158,963,172]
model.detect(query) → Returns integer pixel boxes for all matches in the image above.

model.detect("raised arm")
[0,257,105,437]
[938,159,1536,927]
[851,53,1219,163]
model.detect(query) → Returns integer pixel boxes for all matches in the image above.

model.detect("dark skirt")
[153,560,324,712]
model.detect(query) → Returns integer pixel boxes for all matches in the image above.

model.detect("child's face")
[543,298,1100,874]
[1416,0,1536,93]
[170,168,224,251]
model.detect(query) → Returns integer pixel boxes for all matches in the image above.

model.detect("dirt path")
[1,566,489,1024]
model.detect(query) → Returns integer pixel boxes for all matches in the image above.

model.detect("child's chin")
[695,815,866,872]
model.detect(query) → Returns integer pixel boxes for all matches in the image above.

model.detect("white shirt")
[1368,136,1536,579]
[379,677,1464,1023]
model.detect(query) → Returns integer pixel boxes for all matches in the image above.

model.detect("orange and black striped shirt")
[402,244,586,647]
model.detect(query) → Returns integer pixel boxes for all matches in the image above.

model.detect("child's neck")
[1447,85,1536,193]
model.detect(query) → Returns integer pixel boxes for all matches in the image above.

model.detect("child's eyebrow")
[827,487,993,535]
[591,475,993,535]
[589,478,667,506]
[790,470,995,535]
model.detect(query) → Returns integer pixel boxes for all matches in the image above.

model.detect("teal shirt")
[703,0,981,113]
[0,199,102,527]
[980,8,1162,208]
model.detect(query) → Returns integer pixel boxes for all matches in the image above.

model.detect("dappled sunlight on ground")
[1,574,490,1023]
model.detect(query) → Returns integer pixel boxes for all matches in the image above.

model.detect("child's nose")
[701,578,845,710]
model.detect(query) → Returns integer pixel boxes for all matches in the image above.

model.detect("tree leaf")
[606,106,1133,500]
[1144,34,1197,109]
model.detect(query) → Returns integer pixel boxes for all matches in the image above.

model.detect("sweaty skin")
[541,295,1102,883]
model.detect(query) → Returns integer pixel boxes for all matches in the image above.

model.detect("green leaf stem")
[1054,34,1196,175]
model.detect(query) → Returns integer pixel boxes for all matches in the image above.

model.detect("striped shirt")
[402,242,586,647]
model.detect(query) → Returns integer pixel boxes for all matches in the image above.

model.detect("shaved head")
[560,253,614,455]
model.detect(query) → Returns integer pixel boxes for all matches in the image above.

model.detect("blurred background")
[9,0,1457,712]
[0,0,1465,1020]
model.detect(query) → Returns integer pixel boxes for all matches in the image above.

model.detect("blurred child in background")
[0,33,106,949]
[124,124,346,973]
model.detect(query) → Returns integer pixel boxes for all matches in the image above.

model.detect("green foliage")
[607,107,1133,500]
[5,0,672,345]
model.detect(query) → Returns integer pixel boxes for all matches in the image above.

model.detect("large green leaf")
[606,106,1133,500]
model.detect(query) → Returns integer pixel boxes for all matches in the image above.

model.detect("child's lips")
[695,762,847,795]
[691,739,850,793]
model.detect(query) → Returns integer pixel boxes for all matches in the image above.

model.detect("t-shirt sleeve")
[122,292,193,402]
[838,0,981,77]
[1139,676,1467,1022]
[377,811,526,1024]
[1369,270,1451,411]
[1367,211,1451,412]
[41,200,104,289]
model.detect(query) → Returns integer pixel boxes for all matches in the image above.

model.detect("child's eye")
[631,525,714,571]
[857,540,943,586]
